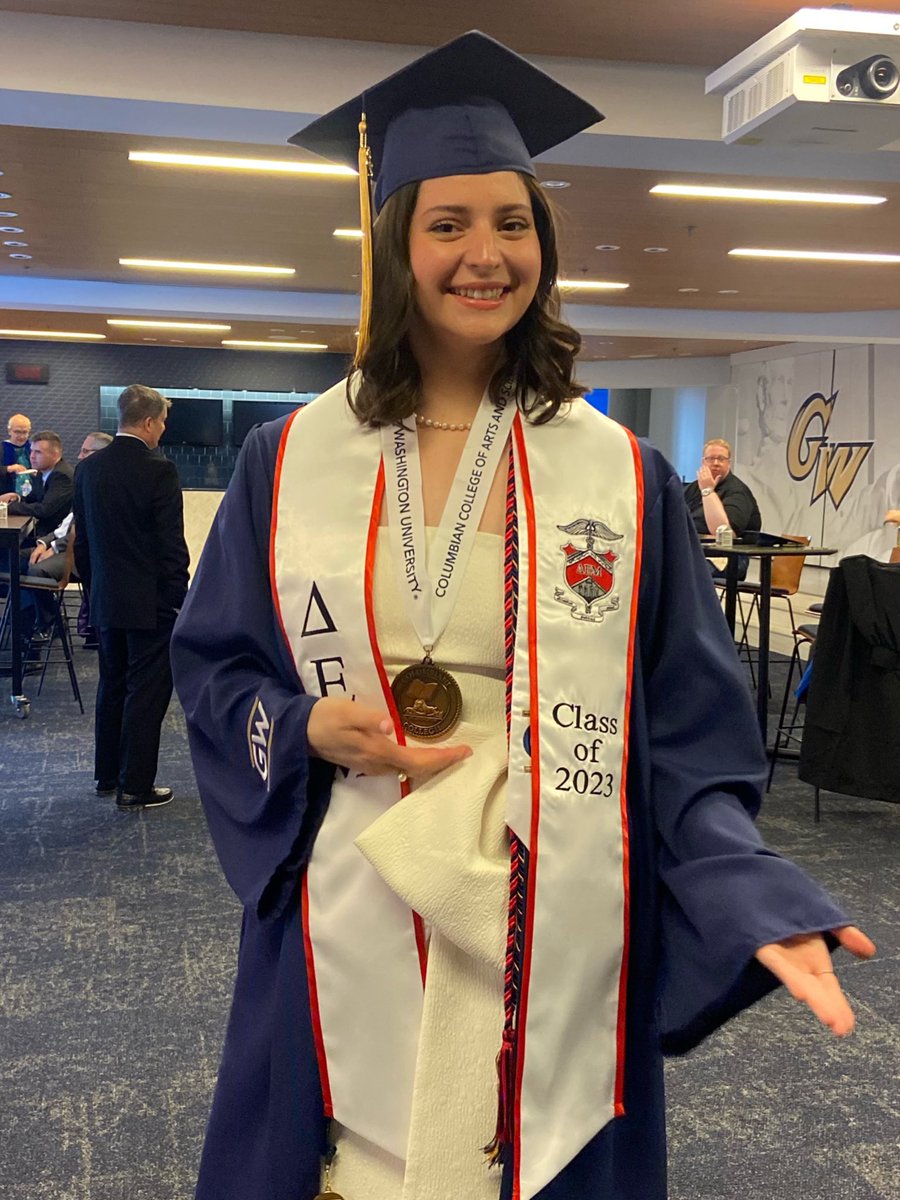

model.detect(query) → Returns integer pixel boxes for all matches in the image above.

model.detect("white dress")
[327,530,508,1200]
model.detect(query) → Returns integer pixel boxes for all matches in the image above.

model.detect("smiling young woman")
[172,30,874,1200]
[350,170,582,431]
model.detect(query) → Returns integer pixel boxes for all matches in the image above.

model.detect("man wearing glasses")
[685,438,761,541]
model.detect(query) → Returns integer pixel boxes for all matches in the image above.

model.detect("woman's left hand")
[754,925,876,1036]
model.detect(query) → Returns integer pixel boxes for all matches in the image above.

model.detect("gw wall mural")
[731,345,900,561]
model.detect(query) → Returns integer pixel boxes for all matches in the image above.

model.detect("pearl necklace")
[415,413,472,432]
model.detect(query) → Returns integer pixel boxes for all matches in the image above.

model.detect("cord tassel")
[484,1027,517,1165]
[355,113,374,368]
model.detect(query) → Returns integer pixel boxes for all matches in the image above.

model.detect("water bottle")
[15,470,35,498]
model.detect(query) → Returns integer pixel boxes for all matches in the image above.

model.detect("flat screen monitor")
[161,396,225,447]
[232,399,306,446]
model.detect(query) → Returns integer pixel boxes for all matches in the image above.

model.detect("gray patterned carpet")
[0,649,897,1200]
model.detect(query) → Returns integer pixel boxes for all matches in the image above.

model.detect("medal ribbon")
[380,383,516,658]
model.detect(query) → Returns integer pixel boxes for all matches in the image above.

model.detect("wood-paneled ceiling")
[0,308,779,363]
[3,4,900,360]
[2,126,900,319]
[8,0,900,67]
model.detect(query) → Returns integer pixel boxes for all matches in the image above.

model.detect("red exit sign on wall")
[5,362,50,384]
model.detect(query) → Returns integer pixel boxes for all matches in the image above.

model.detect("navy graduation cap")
[290,30,603,210]
[289,30,603,360]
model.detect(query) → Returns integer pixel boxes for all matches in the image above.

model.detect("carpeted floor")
[0,648,897,1200]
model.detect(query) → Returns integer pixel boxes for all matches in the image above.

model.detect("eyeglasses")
[703,455,730,464]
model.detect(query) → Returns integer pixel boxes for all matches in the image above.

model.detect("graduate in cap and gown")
[170,31,875,1200]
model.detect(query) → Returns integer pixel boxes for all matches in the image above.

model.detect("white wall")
[646,387,707,480]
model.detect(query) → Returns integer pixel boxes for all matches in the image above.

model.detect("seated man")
[684,438,761,579]
[0,429,74,543]
[20,432,112,639]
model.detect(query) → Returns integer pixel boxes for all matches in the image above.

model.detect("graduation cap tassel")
[354,113,375,368]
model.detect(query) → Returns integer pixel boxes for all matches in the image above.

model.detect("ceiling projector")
[705,7,900,149]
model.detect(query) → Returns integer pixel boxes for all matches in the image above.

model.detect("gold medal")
[391,656,462,741]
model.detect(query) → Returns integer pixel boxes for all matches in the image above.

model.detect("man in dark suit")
[21,431,113,639]
[0,430,74,543]
[74,386,189,810]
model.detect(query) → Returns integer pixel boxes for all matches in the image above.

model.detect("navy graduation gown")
[171,417,849,1200]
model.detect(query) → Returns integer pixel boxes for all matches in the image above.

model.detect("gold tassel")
[354,112,374,368]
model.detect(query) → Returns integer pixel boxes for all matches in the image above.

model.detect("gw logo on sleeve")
[247,697,274,783]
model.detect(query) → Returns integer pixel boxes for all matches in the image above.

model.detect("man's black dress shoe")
[96,780,118,796]
[116,786,174,810]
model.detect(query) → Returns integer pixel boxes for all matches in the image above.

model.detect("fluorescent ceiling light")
[730,248,900,263]
[0,329,106,340]
[558,279,630,290]
[129,151,356,177]
[651,183,887,205]
[333,228,363,238]
[119,258,295,276]
[222,339,328,351]
[107,319,232,331]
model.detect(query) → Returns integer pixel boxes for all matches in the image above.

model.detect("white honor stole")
[271,382,643,1200]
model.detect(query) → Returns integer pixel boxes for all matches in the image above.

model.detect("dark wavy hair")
[348,173,585,426]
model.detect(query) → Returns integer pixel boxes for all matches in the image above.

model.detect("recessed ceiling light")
[630,353,657,359]
[222,339,328,351]
[594,244,620,251]
[651,183,887,205]
[107,319,232,331]
[540,180,571,189]
[558,279,630,290]
[730,247,900,263]
[169,339,185,344]
[334,228,363,239]
[0,329,105,340]
[678,287,700,293]
[119,258,295,276]
[270,328,286,333]
[0,212,17,218]
[643,246,668,253]
[0,193,11,199]
[3,240,27,247]
[9,253,31,260]
[718,289,740,294]
[128,150,356,177]
[0,226,23,234]
[142,337,158,342]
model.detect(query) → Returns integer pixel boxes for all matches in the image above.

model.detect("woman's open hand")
[754,925,876,1036]
[307,696,472,783]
